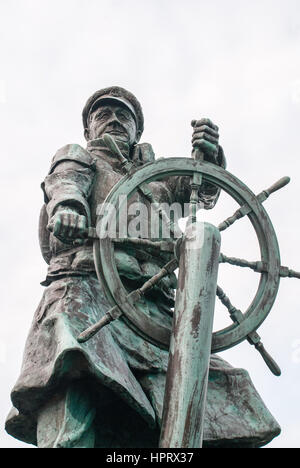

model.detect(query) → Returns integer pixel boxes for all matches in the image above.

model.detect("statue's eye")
[96,111,110,120]
[118,110,131,121]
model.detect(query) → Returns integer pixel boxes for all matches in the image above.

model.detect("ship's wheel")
[78,135,300,376]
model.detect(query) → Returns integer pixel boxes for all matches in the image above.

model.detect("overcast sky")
[1,0,300,448]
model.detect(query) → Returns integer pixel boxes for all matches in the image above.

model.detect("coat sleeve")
[41,144,96,226]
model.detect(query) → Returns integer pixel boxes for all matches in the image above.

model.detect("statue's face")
[86,102,138,145]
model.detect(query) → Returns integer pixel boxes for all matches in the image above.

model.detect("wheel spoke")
[218,176,290,232]
[216,285,244,324]
[139,258,178,294]
[77,258,178,343]
[136,179,183,238]
[113,237,175,253]
[187,172,203,226]
[279,266,300,279]
[216,285,281,376]
[220,253,300,279]
[77,305,123,343]
[219,253,269,273]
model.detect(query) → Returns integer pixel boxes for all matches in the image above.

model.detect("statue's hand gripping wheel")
[77,133,300,378]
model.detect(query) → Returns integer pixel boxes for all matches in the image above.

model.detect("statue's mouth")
[105,129,126,137]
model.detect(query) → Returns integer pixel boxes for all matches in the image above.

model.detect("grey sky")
[1,0,300,447]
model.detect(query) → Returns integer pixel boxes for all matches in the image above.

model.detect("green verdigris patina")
[5,86,281,448]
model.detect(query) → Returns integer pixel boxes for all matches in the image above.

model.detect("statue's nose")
[107,112,121,125]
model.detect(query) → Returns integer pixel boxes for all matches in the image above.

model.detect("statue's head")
[82,86,144,147]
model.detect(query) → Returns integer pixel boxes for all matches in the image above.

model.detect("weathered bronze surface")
[7,85,296,448]
[160,223,221,447]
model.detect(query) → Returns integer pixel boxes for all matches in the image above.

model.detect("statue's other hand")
[47,207,87,245]
[191,118,219,164]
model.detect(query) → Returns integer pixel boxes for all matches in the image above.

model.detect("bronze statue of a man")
[6,86,280,448]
